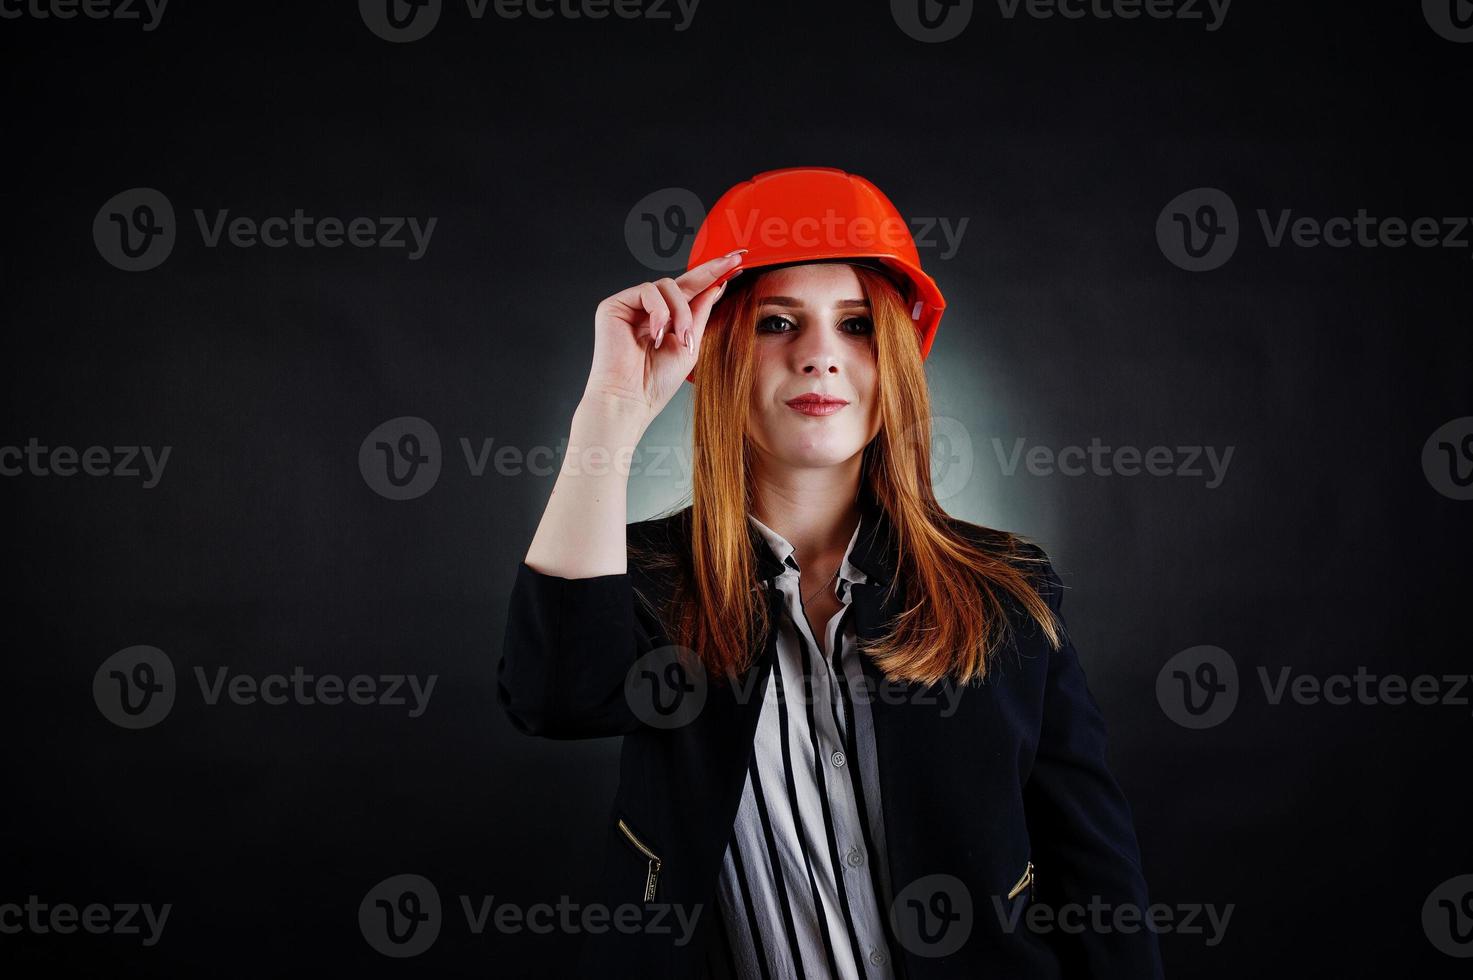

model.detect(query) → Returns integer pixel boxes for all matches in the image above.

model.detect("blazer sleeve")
[496,556,662,740]
[1022,546,1165,979]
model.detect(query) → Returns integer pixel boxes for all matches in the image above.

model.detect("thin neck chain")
[802,564,841,606]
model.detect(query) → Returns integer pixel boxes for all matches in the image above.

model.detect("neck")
[748,451,864,570]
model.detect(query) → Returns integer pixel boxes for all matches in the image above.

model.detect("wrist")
[572,394,650,445]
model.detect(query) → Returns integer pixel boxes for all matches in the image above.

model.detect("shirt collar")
[747,512,869,586]
[745,484,897,587]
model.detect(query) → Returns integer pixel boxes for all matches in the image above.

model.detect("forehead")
[754,263,866,304]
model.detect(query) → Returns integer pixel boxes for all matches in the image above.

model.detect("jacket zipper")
[617,817,662,902]
[1006,860,1034,901]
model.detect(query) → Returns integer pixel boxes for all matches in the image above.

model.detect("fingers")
[637,280,671,348]
[653,277,693,351]
[675,248,746,298]
[597,247,745,351]
[684,275,733,366]
[688,278,727,336]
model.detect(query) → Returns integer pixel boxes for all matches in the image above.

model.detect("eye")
[757,314,796,334]
[840,316,874,335]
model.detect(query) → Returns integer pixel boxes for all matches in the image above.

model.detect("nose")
[795,325,844,377]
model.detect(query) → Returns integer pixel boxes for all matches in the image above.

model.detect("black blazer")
[497,491,1163,979]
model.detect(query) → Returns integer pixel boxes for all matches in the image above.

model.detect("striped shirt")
[714,513,899,979]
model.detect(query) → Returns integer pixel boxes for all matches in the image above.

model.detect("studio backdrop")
[2,1,1470,977]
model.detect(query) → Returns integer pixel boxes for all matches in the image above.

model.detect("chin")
[774,432,866,468]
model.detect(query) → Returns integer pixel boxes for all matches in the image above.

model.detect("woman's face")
[745,263,883,472]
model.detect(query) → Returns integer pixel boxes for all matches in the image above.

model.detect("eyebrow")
[757,296,870,309]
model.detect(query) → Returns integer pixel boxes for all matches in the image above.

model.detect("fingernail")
[724,248,748,259]
[684,332,692,351]
[655,325,665,349]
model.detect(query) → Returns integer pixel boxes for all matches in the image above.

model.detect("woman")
[499,168,1162,979]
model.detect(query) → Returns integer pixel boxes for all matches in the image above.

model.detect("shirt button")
[846,845,864,868]
[869,948,887,966]
[831,750,846,768]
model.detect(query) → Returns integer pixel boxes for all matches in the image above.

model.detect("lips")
[785,393,849,417]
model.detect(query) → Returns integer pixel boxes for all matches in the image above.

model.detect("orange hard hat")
[683,166,945,383]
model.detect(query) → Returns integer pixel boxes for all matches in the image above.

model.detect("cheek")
[853,360,880,425]
[745,366,781,444]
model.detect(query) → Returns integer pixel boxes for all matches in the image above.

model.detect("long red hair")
[633,265,1060,688]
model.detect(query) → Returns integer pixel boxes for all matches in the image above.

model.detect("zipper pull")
[1007,860,1034,900]
[618,818,663,903]
[643,858,661,902]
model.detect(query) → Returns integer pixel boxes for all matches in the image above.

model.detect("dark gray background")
[2,1,1470,975]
